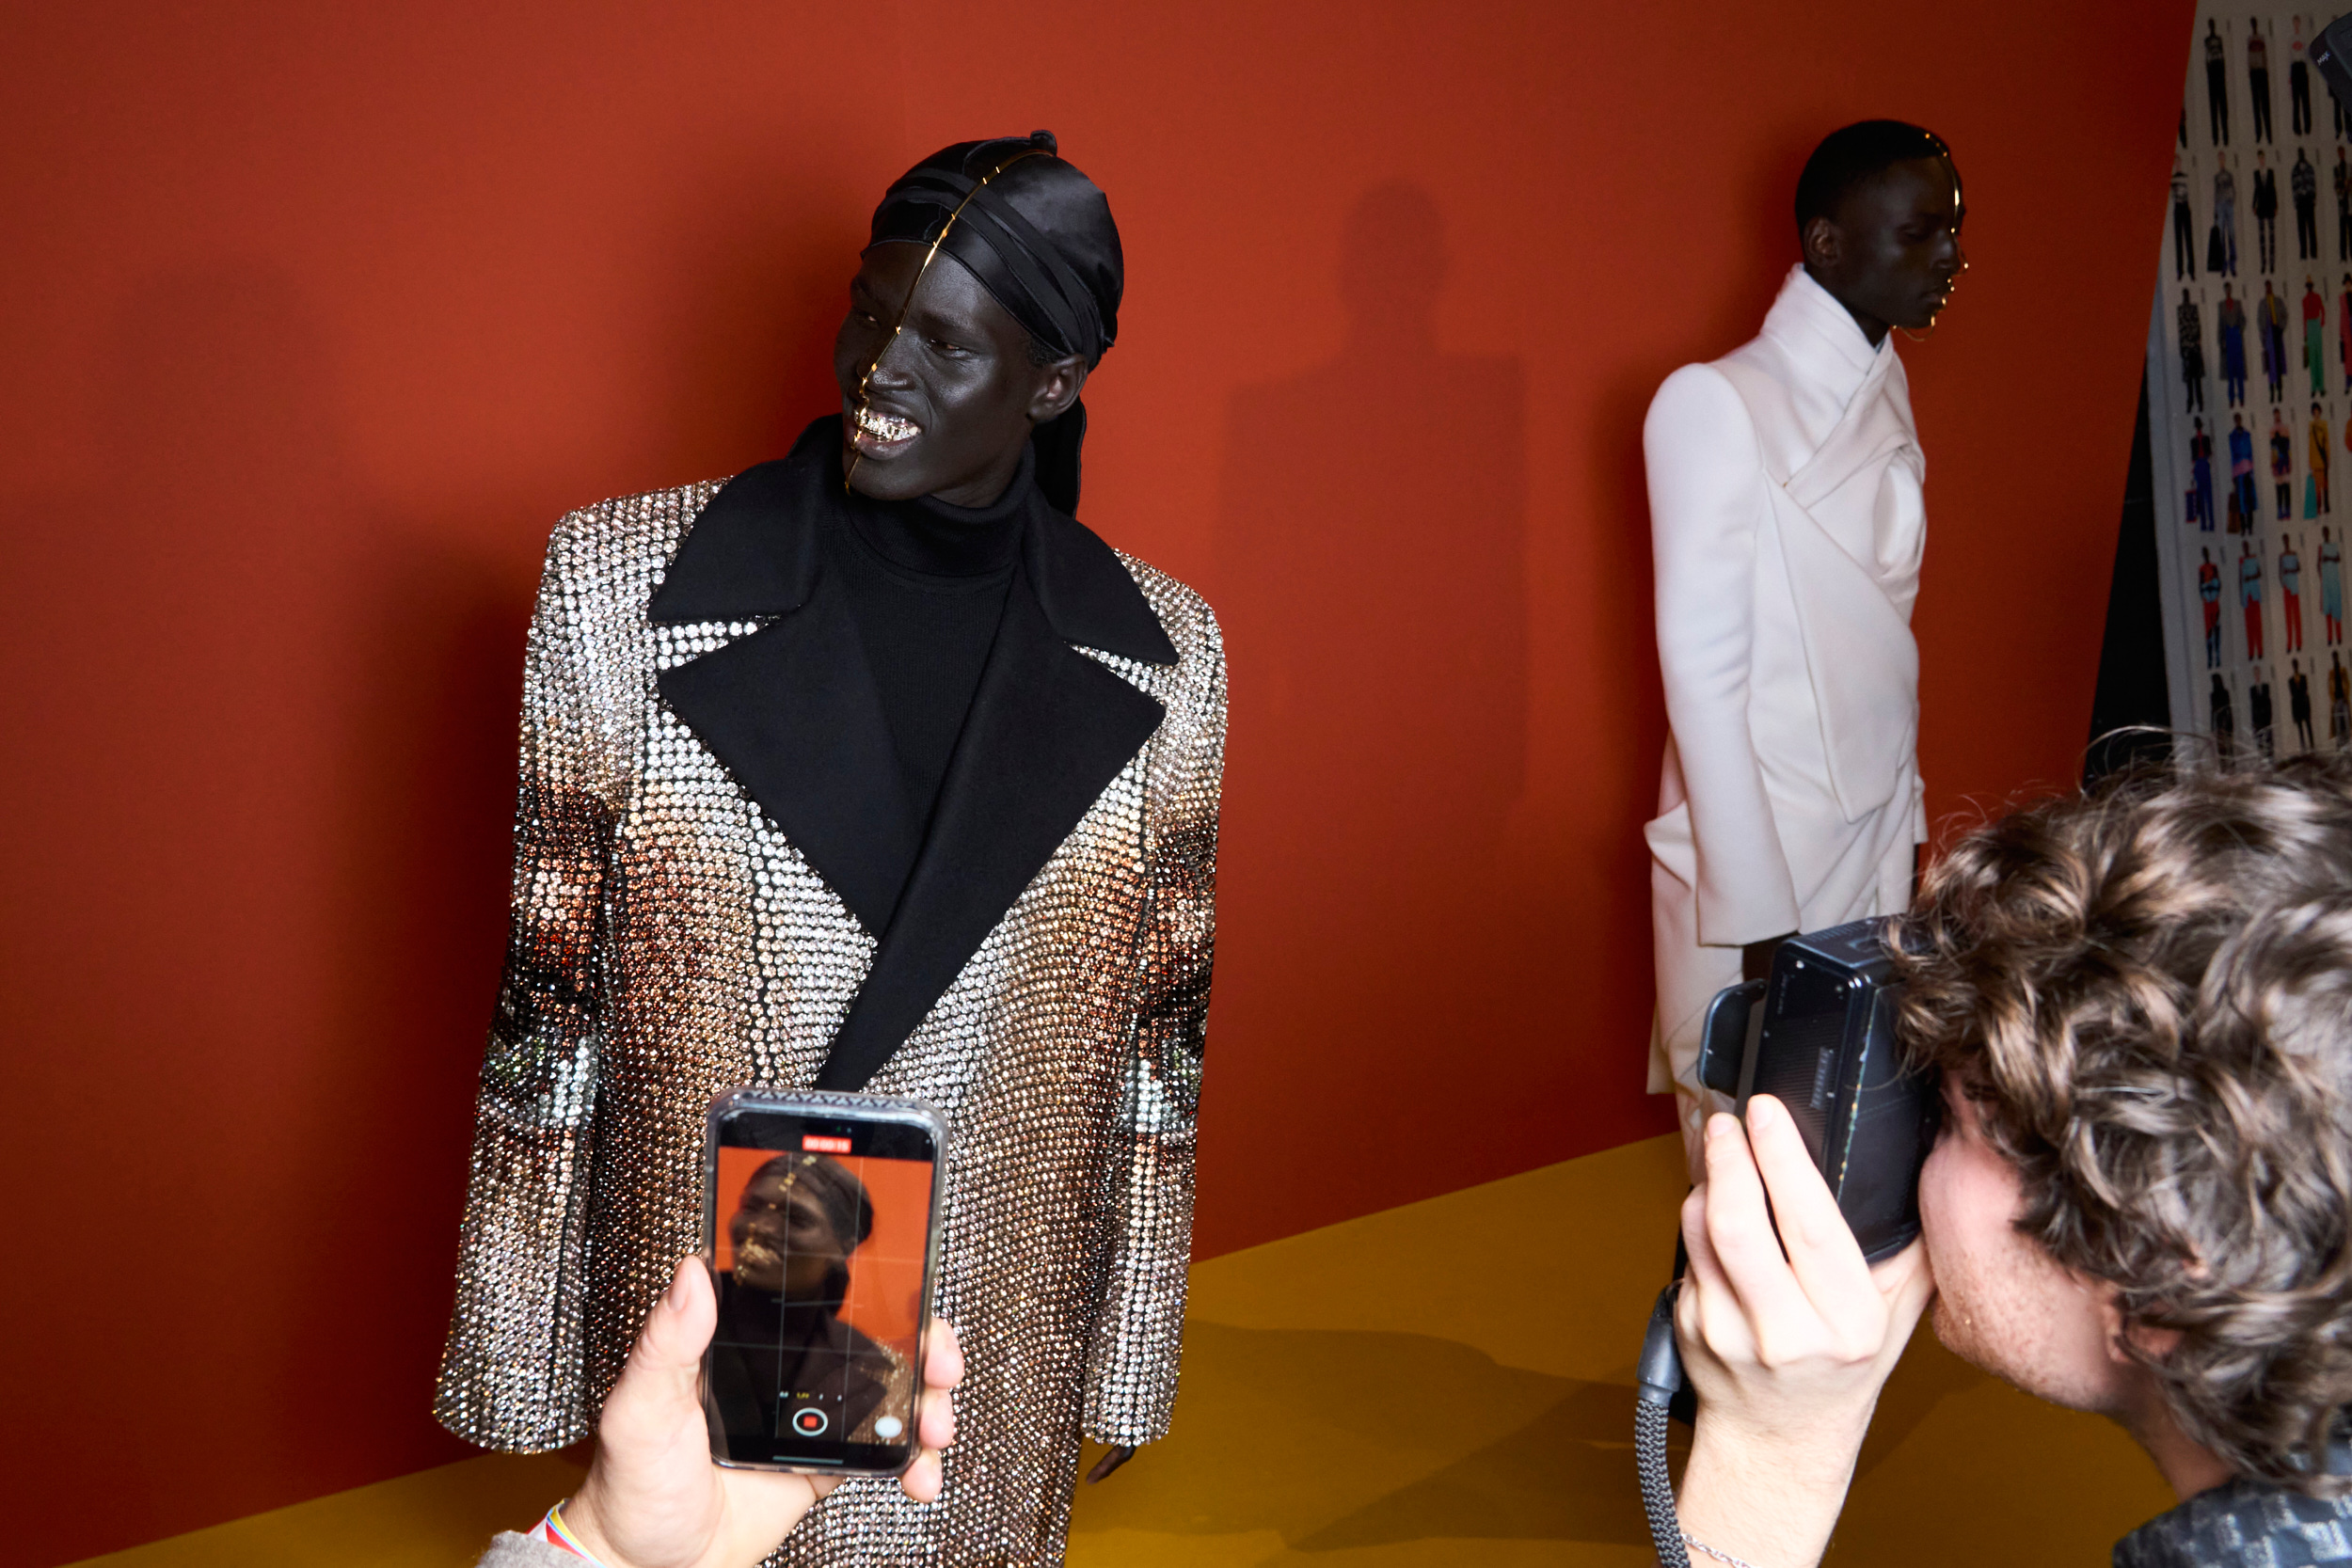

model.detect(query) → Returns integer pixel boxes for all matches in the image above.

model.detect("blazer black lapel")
[646,429,829,625]
[1025,506,1180,665]
[655,579,914,936]
[814,568,1167,1090]
[650,420,915,936]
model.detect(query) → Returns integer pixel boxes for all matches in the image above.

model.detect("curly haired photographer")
[1671,754,2352,1567]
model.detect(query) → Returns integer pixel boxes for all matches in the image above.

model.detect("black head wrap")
[752,1151,874,1252]
[866,131,1123,514]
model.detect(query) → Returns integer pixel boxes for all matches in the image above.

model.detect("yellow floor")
[75,1135,2172,1567]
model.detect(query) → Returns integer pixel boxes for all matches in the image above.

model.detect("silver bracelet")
[1682,1534,1767,1568]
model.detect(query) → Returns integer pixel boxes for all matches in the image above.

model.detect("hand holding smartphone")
[702,1089,948,1476]
[557,1255,962,1568]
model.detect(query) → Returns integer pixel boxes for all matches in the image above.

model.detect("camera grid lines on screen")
[709,1142,931,1449]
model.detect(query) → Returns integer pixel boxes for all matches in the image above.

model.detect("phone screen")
[704,1103,939,1470]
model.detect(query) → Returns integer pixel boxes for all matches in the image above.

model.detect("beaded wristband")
[528,1502,608,1564]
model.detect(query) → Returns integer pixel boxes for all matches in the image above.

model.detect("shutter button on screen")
[791,1407,829,1436]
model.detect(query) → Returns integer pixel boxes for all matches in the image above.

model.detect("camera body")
[1696,916,1941,1262]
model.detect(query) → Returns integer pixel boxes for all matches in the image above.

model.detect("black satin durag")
[866,131,1123,515]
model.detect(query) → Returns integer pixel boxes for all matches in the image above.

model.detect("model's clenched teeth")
[854,405,921,444]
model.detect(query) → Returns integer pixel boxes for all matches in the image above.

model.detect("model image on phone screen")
[710,1153,909,1451]
[702,1095,944,1473]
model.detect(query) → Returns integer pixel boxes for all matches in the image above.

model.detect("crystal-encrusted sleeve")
[435,512,622,1451]
[1082,590,1224,1447]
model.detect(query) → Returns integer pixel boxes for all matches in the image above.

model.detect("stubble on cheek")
[1928,1223,2120,1415]
[1929,1281,2001,1374]
[1920,1115,2093,1408]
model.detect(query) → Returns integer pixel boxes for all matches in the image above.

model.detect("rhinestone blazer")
[435,423,1224,1565]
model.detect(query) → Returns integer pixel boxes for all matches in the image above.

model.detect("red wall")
[0,3,2185,1561]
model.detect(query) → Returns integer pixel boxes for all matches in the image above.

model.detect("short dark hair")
[1894,753,2352,1493]
[1795,120,1953,234]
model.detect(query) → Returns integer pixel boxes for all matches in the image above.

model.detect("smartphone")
[700,1088,948,1474]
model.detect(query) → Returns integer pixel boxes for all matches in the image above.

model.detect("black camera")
[1694,915,1942,1261]
[1635,922,1945,1568]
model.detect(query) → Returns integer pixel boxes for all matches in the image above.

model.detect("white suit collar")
[1757,263,1885,406]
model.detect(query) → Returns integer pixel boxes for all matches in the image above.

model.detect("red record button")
[791,1407,830,1436]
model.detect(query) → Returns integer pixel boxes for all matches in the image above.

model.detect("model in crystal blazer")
[1645,122,1964,1162]
[435,135,1224,1566]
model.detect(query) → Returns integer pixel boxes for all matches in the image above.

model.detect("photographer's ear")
[2110,1298,2183,1366]
[2108,1245,2201,1366]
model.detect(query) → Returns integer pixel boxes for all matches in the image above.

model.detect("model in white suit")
[1645,126,1963,1153]
[1646,125,1976,1151]
[1645,261,1927,1140]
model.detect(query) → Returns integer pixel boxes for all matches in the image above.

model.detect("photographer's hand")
[1672,1095,1934,1568]
[562,1256,963,1568]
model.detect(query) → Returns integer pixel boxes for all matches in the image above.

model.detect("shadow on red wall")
[1213,182,1552,1232]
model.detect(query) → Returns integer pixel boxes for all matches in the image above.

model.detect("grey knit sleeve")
[474,1530,578,1568]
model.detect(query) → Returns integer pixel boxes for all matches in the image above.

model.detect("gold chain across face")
[846,149,1046,493]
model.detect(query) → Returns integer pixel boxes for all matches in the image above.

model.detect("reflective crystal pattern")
[434,481,1223,1566]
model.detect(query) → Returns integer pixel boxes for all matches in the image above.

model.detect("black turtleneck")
[826,449,1030,922]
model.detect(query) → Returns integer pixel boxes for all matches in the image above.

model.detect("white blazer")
[1644,264,1929,1112]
